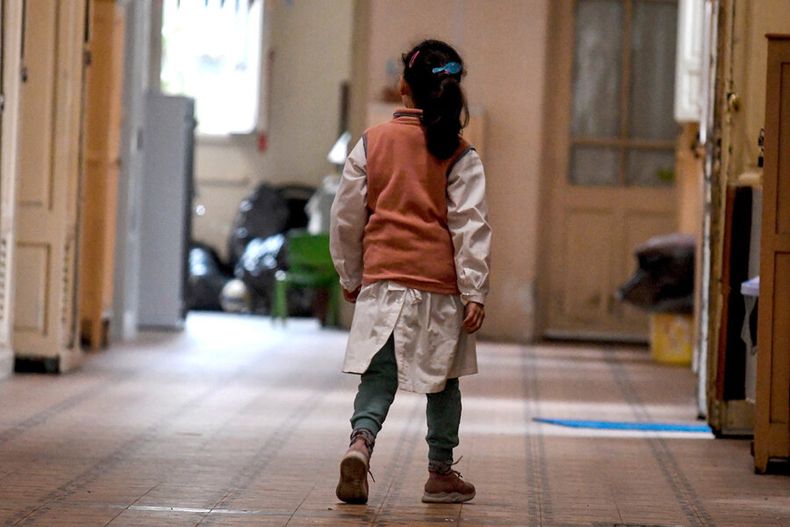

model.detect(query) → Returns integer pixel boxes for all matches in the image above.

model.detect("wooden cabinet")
[78,0,125,350]
[754,34,790,473]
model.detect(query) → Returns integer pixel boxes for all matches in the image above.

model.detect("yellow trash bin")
[650,313,693,366]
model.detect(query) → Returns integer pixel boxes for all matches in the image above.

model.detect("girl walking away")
[330,39,491,505]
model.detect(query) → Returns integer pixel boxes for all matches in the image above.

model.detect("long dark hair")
[402,40,469,160]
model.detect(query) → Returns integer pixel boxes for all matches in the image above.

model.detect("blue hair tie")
[432,62,462,75]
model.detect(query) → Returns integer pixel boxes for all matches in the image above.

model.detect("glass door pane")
[570,146,621,186]
[571,0,624,138]
[627,149,676,186]
[629,0,679,141]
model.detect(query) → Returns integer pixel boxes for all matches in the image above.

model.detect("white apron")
[342,280,477,393]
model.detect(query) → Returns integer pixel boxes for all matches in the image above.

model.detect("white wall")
[192,0,354,260]
[113,0,151,341]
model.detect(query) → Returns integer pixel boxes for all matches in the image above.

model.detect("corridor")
[0,313,788,527]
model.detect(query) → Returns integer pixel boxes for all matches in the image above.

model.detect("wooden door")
[754,34,790,473]
[79,0,125,350]
[13,1,88,371]
[542,0,679,340]
[0,0,24,378]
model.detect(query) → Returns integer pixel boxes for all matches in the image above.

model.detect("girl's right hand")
[463,302,485,333]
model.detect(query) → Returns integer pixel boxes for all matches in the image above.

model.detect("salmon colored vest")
[362,108,471,295]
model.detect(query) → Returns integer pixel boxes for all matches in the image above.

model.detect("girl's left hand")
[343,287,361,303]
[463,302,485,333]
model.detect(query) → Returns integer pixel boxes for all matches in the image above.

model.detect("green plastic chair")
[271,230,339,326]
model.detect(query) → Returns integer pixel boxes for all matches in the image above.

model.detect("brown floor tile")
[0,313,787,527]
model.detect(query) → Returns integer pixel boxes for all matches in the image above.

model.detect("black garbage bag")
[234,234,317,316]
[227,184,290,266]
[278,184,315,232]
[186,242,232,311]
[235,234,287,313]
[617,233,695,313]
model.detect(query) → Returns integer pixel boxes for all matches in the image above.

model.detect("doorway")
[541,0,681,341]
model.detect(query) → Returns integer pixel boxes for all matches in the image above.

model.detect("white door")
[542,0,680,340]
[13,1,87,371]
[0,0,24,378]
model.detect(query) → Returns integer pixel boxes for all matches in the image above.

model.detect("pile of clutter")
[618,233,695,314]
[187,177,339,316]
[618,233,696,365]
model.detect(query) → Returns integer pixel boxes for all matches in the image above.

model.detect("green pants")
[350,335,461,463]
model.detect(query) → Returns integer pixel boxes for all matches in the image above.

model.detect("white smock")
[329,139,492,394]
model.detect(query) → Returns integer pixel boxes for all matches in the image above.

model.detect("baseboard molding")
[13,346,83,374]
[0,349,13,380]
[15,355,60,374]
[543,329,649,345]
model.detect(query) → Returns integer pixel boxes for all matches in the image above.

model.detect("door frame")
[112,0,149,342]
[540,0,586,340]
[79,0,128,349]
[0,0,24,378]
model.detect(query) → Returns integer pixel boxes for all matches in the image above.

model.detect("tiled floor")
[0,312,788,527]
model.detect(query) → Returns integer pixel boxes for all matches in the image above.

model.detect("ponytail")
[402,40,469,160]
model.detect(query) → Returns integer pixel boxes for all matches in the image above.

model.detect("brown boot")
[422,459,475,503]
[336,429,375,504]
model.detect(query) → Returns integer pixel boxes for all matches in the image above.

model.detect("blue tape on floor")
[533,417,711,433]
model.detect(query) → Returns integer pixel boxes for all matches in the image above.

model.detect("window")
[569,0,679,187]
[160,0,263,136]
